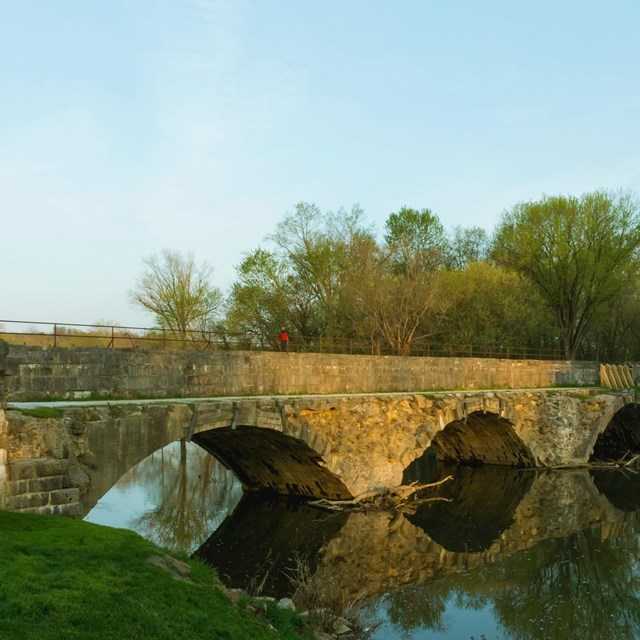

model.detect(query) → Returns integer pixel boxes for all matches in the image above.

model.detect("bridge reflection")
[404,464,534,552]
[189,465,635,601]
[195,494,348,596]
[78,439,640,639]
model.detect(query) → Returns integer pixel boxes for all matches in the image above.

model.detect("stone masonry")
[1,389,635,513]
[1,341,599,402]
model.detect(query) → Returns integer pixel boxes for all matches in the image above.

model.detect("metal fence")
[0,319,567,360]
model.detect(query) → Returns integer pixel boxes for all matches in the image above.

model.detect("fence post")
[53,324,57,348]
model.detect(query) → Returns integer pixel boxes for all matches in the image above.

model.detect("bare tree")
[130,250,222,340]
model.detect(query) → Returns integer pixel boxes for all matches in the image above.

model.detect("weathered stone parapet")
[2,343,599,401]
[0,340,10,406]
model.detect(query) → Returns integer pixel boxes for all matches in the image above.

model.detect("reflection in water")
[85,440,243,554]
[85,446,640,640]
[406,463,534,552]
[376,518,640,640]
[591,468,640,512]
[195,494,348,598]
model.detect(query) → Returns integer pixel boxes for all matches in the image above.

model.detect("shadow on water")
[591,468,640,512]
[194,493,349,598]
[402,454,534,552]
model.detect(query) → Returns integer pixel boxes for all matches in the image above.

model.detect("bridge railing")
[0,319,567,360]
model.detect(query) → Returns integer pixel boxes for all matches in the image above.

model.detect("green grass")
[15,408,64,419]
[0,510,307,640]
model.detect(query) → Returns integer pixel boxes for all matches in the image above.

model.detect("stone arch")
[192,425,351,500]
[188,399,351,500]
[429,411,536,467]
[74,403,193,515]
[590,403,640,462]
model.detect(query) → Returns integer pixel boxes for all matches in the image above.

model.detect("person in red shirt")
[279,329,289,352]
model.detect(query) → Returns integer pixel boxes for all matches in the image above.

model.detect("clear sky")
[2,0,639,328]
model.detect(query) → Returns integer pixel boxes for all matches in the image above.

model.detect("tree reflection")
[491,526,640,640]
[384,584,448,635]
[129,439,243,554]
[381,519,640,640]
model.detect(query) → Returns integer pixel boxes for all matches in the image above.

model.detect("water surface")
[85,441,640,639]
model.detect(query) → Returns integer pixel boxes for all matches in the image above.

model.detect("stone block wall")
[3,458,81,515]
[1,342,599,402]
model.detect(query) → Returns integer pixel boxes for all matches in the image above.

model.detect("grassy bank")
[0,510,306,640]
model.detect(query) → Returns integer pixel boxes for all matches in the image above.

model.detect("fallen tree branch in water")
[308,475,454,512]
[588,454,640,469]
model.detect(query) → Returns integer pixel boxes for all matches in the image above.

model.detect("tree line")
[130,190,640,361]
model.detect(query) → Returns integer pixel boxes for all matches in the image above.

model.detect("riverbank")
[0,509,307,640]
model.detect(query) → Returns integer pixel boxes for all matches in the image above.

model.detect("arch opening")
[84,439,243,553]
[192,425,352,500]
[427,411,536,467]
[590,404,640,462]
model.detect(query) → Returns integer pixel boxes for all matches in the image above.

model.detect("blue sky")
[2,0,639,328]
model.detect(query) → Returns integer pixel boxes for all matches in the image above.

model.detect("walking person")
[279,328,289,352]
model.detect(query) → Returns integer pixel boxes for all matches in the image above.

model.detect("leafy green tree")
[585,280,640,361]
[130,250,222,340]
[437,262,556,355]
[345,207,451,356]
[227,202,375,348]
[384,206,448,274]
[268,202,374,338]
[226,247,320,346]
[350,255,450,355]
[491,191,640,359]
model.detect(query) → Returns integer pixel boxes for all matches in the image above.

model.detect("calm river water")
[85,440,640,640]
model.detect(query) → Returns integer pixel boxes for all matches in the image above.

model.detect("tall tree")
[351,255,450,355]
[491,191,640,359]
[226,247,320,344]
[436,262,556,355]
[226,203,375,348]
[581,279,640,361]
[384,207,448,274]
[348,207,451,356]
[268,202,374,338]
[130,250,222,339]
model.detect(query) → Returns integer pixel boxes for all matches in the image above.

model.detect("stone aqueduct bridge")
[0,342,639,516]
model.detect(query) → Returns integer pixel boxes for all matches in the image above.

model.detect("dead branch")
[308,475,454,512]
[584,452,640,469]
